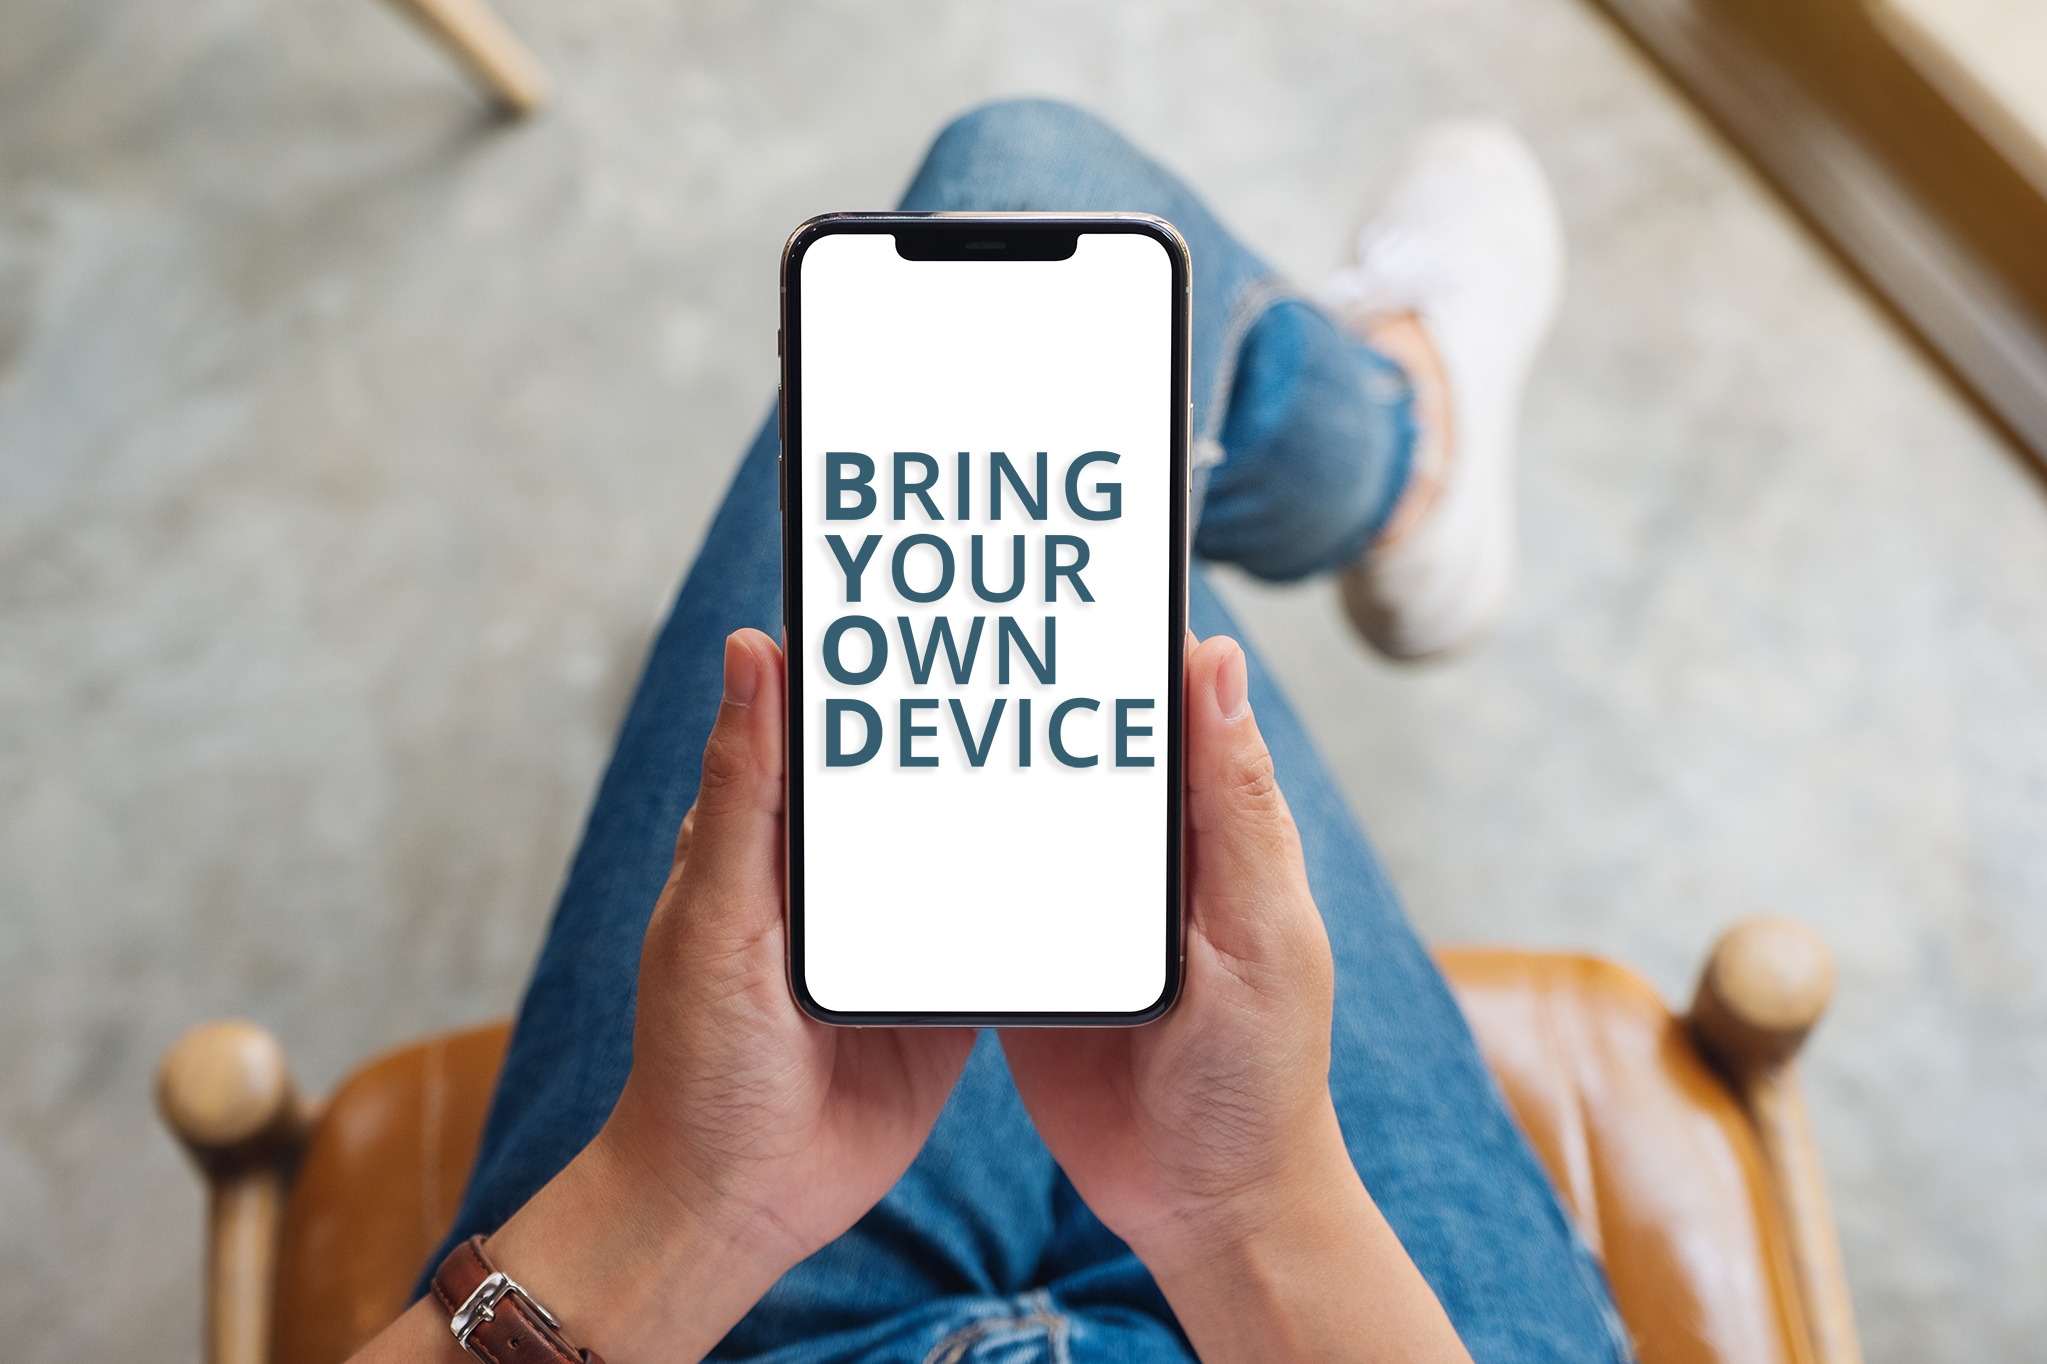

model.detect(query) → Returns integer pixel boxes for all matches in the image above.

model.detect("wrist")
[477,1125,793,1363]
[1141,1143,1367,1283]
[1126,1109,1471,1364]
[1128,1102,1360,1268]
[1131,1116,1384,1363]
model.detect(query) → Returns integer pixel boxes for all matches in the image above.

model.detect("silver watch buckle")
[450,1270,561,1352]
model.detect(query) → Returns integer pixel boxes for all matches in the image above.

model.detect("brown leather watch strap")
[431,1235,605,1364]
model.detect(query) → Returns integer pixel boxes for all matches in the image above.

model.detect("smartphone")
[778,212,1191,1026]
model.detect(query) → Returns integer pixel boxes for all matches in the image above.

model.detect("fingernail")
[723,633,761,708]
[1215,641,1249,722]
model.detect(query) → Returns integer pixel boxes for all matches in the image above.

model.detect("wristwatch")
[431,1235,606,1364]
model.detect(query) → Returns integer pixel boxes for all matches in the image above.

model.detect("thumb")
[673,629,786,944]
[1183,635,1314,949]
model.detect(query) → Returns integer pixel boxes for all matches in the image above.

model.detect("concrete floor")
[4,0,2043,1359]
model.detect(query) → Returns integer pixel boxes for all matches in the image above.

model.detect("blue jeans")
[427,101,1629,1364]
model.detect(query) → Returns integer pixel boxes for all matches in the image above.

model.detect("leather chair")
[157,918,1863,1364]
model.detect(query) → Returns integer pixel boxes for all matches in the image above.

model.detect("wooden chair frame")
[378,0,551,114]
[159,918,1863,1364]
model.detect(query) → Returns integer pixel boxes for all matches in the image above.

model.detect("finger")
[674,629,787,943]
[1182,636,1314,947]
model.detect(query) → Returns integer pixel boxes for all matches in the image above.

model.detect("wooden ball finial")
[1690,917,1835,1073]
[156,1020,299,1175]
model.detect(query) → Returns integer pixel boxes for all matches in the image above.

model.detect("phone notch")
[893,225,1079,261]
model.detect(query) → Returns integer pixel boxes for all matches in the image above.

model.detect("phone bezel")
[778,212,1192,1027]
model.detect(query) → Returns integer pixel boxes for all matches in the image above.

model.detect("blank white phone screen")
[796,230,1174,1015]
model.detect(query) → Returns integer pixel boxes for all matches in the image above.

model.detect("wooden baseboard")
[1591,0,2047,473]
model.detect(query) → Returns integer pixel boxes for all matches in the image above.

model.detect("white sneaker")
[1314,119,1565,660]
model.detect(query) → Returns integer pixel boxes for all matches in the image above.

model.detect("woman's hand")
[999,634,1472,1364]
[351,629,976,1364]
[557,628,975,1347]
[604,628,976,1262]
[1001,634,1339,1240]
